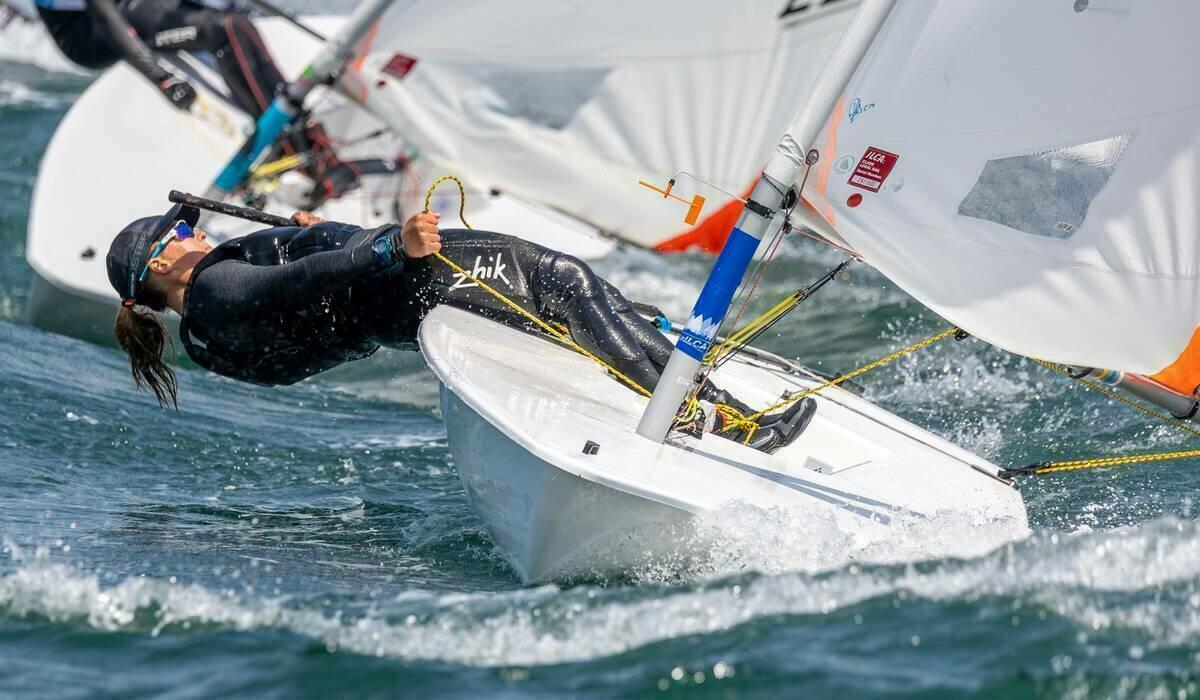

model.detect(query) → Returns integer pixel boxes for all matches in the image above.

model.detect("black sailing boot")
[710,393,818,455]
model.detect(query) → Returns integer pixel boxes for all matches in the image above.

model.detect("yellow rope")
[740,327,960,423]
[704,290,805,366]
[424,175,471,229]
[252,154,305,180]
[422,175,652,398]
[714,403,762,444]
[1031,359,1200,440]
[1003,359,1200,477]
[1016,449,1200,476]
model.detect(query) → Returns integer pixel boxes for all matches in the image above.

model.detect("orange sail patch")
[1150,326,1200,395]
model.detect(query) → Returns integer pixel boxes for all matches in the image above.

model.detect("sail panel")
[796,1,1200,375]
[347,1,858,249]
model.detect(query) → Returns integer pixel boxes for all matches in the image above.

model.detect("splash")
[0,79,71,109]
[633,501,1029,583]
[3,518,1199,667]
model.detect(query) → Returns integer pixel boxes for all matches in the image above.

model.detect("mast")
[208,0,394,195]
[636,0,898,442]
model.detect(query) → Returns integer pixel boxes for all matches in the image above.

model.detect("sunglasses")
[138,220,195,283]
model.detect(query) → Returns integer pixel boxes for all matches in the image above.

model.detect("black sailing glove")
[158,76,197,111]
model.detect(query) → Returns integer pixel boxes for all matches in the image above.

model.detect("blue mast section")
[636,175,788,442]
[206,0,395,195]
[212,97,297,192]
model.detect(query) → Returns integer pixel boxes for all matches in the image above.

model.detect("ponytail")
[113,283,178,410]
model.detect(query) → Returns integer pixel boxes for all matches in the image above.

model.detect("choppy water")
[2,54,1200,699]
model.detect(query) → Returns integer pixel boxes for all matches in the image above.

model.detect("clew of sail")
[342,0,858,251]
[785,0,1200,382]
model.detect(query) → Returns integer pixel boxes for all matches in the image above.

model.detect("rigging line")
[998,358,1200,478]
[710,258,854,371]
[738,327,961,424]
[1001,449,1200,478]
[422,176,652,398]
[1030,358,1200,441]
[713,324,958,445]
[791,226,862,259]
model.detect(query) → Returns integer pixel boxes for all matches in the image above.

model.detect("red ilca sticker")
[848,147,899,192]
[381,52,418,80]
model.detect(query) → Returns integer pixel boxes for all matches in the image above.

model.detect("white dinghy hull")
[442,389,694,581]
[420,306,1030,583]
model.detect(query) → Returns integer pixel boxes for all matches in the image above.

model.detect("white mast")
[637,0,898,442]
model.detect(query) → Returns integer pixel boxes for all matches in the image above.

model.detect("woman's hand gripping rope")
[421,175,654,399]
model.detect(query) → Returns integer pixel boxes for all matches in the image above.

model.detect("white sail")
[784,1,1200,383]
[343,0,857,251]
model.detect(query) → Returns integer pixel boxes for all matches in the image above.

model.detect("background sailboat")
[350,0,859,252]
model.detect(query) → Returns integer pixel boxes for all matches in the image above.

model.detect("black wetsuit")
[35,0,284,116]
[179,222,673,390]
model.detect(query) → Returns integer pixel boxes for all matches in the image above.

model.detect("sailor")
[104,206,818,453]
[34,0,285,117]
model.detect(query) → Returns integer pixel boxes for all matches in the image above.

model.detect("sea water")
[2,56,1199,699]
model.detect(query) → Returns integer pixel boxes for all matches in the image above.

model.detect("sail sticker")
[847,147,899,192]
[957,131,1136,240]
[847,97,875,124]
[381,53,418,80]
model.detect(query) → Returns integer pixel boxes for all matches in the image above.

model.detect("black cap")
[106,203,200,305]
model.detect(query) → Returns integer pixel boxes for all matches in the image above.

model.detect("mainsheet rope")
[422,175,653,398]
[422,174,1200,472]
[420,175,958,445]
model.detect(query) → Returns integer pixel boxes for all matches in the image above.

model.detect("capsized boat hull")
[420,306,1030,583]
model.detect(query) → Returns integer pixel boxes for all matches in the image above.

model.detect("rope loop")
[422,176,650,397]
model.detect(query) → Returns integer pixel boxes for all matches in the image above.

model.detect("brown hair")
[113,279,178,410]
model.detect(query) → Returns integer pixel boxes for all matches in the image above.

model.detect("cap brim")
[123,203,203,300]
[152,203,201,236]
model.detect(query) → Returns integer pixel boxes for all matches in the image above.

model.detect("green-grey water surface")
[2,58,1199,699]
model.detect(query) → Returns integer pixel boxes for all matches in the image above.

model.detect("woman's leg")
[600,280,672,371]
[120,0,284,116]
[427,231,816,452]
[534,253,662,393]
[424,232,659,390]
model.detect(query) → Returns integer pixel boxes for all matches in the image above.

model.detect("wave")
[0,20,88,75]
[0,77,75,108]
[4,516,1198,668]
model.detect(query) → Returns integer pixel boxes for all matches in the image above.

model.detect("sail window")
[956,131,1135,240]
[478,67,611,130]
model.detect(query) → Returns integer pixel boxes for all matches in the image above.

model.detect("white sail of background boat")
[27,1,860,341]
[348,0,859,252]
